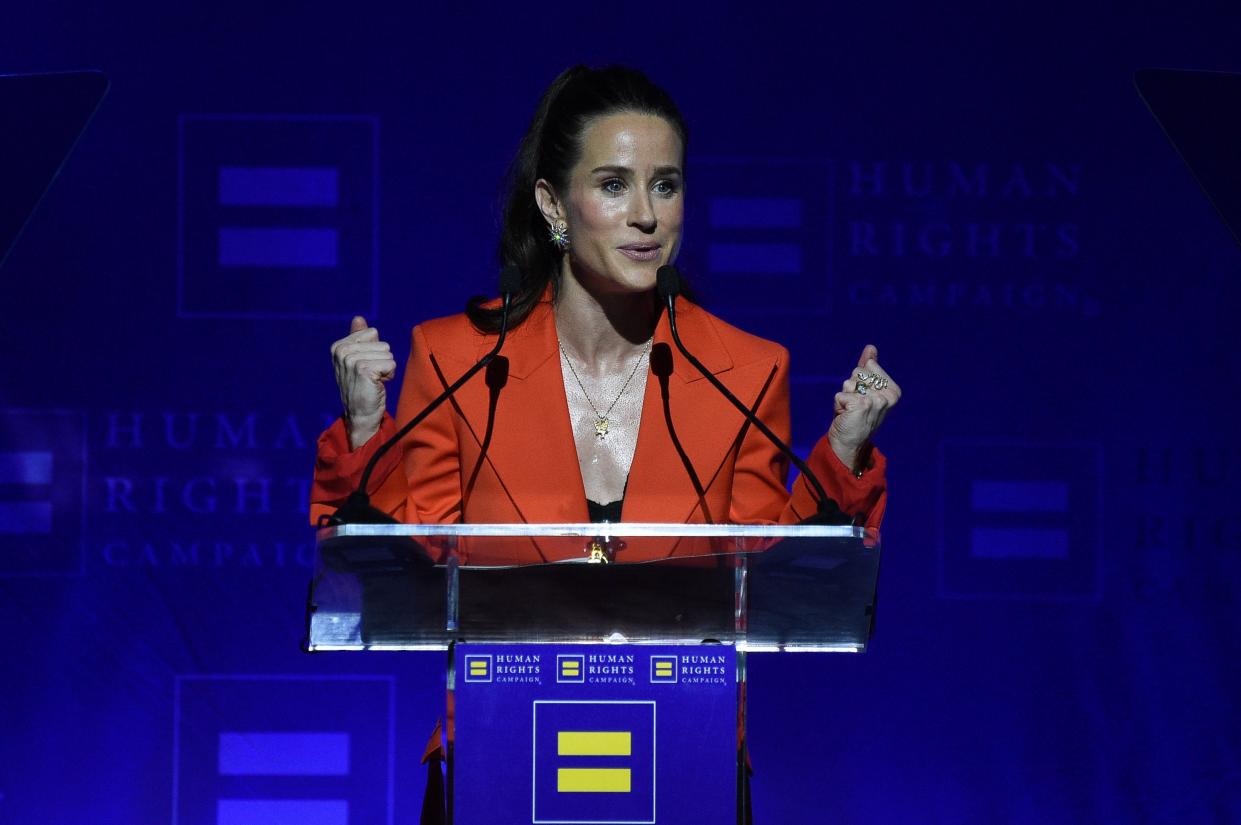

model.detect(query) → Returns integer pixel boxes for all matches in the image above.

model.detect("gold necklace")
[559,339,652,441]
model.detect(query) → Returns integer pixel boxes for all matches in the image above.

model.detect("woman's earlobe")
[549,219,570,250]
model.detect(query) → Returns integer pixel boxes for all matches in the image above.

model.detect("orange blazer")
[310,296,886,562]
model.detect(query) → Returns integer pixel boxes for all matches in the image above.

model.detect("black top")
[586,498,623,523]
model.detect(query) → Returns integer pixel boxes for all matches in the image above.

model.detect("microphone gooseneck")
[325,265,521,525]
[655,265,851,525]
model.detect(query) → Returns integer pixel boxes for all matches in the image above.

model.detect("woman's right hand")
[331,315,397,449]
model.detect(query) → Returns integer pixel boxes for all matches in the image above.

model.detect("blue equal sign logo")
[173,675,393,825]
[969,480,1069,559]
[0,451,53,535]
[708,197,804,275]
[178,115,378,320]
[0,410,85,576]
[217,166,340,268]
[216,732,349,825]
[533,701,656,824]
[679,158,833,315]
[939,441,1101,600]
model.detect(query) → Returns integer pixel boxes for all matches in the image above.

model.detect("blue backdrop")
[2,2,1240,822]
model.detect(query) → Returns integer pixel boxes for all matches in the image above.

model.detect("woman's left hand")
[828,344,901,473]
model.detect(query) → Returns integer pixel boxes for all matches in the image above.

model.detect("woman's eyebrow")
[589,164,683,176]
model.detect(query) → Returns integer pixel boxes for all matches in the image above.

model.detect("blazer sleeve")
[309,412,401,524]
[394,324,465,524]
[308,323,465,525]
[727,344,887,531]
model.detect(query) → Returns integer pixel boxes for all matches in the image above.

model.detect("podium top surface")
[317,522,875,568]
[319,522,867,539]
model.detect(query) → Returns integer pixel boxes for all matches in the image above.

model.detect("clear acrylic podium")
[308,523,881,653]
[307,523,881,824]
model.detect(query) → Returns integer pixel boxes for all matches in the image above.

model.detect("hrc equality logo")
[0,410,85,575]
[557,654,585,683]
[463,654,492,683]
[532,701,656,824]
[173,675,393,824]
[938,440,1101,600]
[649,655,677,684]
[177,114,378,320]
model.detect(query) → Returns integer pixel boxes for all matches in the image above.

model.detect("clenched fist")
[828,344,901,474]
[331,316,397,449]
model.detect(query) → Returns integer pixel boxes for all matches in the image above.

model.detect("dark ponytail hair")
[467,65,690,332]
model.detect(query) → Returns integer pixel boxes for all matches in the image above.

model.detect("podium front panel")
[452,643,737,825]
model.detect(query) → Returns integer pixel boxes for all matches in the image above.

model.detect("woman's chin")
[618,272,659,294]
[569,262,658,296]
[615,260,662,292]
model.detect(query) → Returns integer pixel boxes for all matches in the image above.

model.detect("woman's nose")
[628,192,656,230]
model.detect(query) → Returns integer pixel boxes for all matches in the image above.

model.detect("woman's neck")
[554,266,658,371]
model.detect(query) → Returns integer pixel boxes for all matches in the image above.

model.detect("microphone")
[324,265,523,525]
[655,265,851,525]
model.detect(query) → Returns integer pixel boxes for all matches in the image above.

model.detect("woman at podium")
[309,65,898,554]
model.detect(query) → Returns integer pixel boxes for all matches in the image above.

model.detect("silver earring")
[549,219,570,250]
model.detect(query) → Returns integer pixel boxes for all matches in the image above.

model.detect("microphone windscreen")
[498,264,522,295]
[656,265,681,300]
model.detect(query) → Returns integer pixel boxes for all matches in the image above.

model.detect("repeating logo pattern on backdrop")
[680,158,833,317]
[178,114,378,320]
[840,160,1090,316]
[92,410,333,572]
[173,675,394,825]
[682,158,1090,319]
[939,440,1102,600]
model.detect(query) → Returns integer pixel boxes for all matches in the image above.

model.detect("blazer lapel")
[625,301,779,526]
[445,300,590,524]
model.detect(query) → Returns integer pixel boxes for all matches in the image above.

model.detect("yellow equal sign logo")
[650,655,677,683]
[557,655,584,683]
[532,700,655,820]
[463,654,492,682]
[556,731,632,793]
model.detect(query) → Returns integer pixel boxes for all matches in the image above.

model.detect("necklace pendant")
[588,540,611,563]
[594,417,609,440]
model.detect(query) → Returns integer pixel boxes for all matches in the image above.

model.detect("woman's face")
[541,112,684,294]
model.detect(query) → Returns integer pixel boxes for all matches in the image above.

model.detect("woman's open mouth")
[618,243,661,262]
